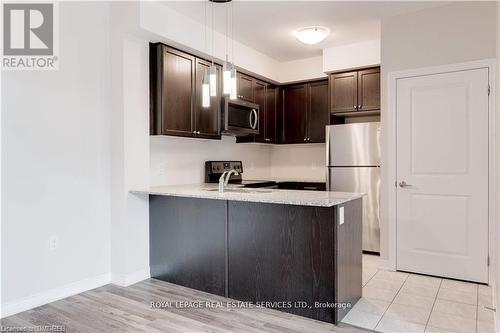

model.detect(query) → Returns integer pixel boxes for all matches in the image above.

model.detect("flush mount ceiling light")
[294,26,330,45]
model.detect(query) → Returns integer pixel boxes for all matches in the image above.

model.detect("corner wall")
[1,2,112,317]
[496,2,500,329]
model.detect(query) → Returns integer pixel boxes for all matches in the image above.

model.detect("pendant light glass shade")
[202,69,210,108]
[229,67,237,100]
[209,64,217,97]
[222,61,231,95]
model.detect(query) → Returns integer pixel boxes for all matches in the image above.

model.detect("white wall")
[269,144,326,182]
[323,40,380,73]
[278,56,326,83]
[140,1,281,82]
[1,2,111,316]
[149,138,327,186]
[150,136,272,186]
[379,2,497,265]
[108,2,151,287]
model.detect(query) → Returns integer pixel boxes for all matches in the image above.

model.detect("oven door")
[223,99,259,135]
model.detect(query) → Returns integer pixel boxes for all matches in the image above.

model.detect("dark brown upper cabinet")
[330,67,380,115]
[264,85,278,143]
[282,84,308,144]
[330,71,358,114]
[307,80,329,143]
[194,59,222,139]
[150,45,195,136]
[150,43,221,139]
[253,80,267,142]
[237,73,254,102]
[281,79,329,144]
[357,67,380,112]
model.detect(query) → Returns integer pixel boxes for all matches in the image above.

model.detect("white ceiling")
[161,1,449,62]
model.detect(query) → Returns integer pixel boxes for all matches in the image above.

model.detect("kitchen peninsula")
[133,184,363,324]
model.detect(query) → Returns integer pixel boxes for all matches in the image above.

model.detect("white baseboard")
[378,259,396,271]
[493,282,499,333]
[111,267,150,287]
[1,273,110,319]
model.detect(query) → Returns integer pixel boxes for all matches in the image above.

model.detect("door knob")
[353,105,357,110]
[358,105,362,109]
[399,181,412,188]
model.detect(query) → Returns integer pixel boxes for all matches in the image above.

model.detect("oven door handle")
[249,109,258,130]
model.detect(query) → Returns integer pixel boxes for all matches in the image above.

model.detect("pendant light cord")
[211,0,214,65]
[225,1,228,63]
[204,1,207,55]
[231,1,235,65]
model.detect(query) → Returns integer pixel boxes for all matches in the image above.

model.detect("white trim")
[0,273,111,318]
[378,259,393,271]
[494,281,499,333]
[111,267,150,287]
[386,59,497,283]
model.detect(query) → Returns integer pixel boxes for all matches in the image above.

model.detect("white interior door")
[396,68,489,283]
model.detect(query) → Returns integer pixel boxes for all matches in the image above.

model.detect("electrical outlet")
[49,235,59,251]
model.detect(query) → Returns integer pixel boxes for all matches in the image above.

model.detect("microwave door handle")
[250,109,258,129]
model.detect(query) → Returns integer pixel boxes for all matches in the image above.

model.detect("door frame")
[385,59,497,284]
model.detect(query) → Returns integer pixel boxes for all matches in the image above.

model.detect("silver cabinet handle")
[193,130,197,134]
[399,181,412,188]
[358,105,362,109]
[197,131,201,134]
[353,105,357,110]
[249,109,258,129]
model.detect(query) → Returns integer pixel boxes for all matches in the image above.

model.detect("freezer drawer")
[326,123,381,166]
[328,167,380,252]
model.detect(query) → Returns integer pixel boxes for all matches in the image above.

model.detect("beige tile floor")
[342,254,497,333]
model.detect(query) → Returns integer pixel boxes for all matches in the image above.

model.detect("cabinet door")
[330,71,358,114]
[228,201,335,323]
[357,68,380,111]
[237,73,254,102]
[162,47,195,135]
[307,80,329,143]
[265,85,278,143]
[282,84,308,144]
[194,59,221,139]
[253,80,266,141]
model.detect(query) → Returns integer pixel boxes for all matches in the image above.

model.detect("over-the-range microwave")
[222,98,259,136]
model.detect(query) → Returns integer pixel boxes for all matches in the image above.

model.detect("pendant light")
[202,69,210,108]
[206,0,235,99]
[229,66,237,100]
[229,0,237,100]
[209,0,217,97]
[202,1,210,107]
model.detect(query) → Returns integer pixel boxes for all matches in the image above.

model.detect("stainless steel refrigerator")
[326,122,381,253]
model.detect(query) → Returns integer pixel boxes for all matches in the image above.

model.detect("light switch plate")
[339,206,344,225]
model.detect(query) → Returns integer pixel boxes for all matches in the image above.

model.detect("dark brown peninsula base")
[149,195,362,324]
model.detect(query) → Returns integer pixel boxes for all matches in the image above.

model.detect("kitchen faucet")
[219,169,239,193]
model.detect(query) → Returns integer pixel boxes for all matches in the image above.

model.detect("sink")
[205,188,272,194]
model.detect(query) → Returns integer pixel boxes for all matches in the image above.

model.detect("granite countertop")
[262,177,326,183]
[131,183,364,207]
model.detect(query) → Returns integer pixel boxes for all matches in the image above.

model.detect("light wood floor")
[1,279,368,333]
